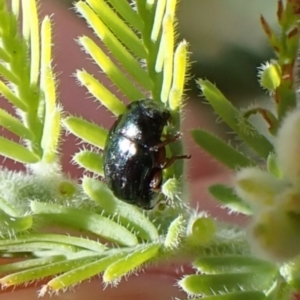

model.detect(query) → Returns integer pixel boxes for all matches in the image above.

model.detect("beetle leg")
[149,169,163,191]
[150,154,190,193]
[150,132,182,151]
[161,154,191,169]
[161,132,181,140]
[154,147,166,168]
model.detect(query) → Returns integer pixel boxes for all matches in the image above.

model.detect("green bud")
[187,214,216,246]
[258,61,281,91]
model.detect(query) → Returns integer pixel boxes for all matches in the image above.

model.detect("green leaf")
[30,201,138,246]
[75,1,152,90]
[208,184,252,215]
[150,0,167,42]
[0,136,40,163]
[86,0,147,58]
[0,63,20,85]
[198,79,274,160]
[169,40,188,110]
[107,0,143,31]
[26,0,40,84]
[43,249,130,294]
[193,256,277,274]
[191,129,255,170]
[82,177,159,241]
[73,150,104,176]
[179,272,276,296]
[0,211,33,234]
[40,17,60,163]
[183,291,267,300]
[0,0,58,163]
[0,255,100,287]
[41,107,60,163]
[0,108,34,139]
[0,234,105,253]
[79,36,145,101]
[63,116,108,149]
[0,47,11,62]
[103,243,160,282]
[0,255,65,275]
[0,80,28,111]
[0,196,22,216]
[76,70,127,116]
[0,241,79,255]
[158,14,174,103]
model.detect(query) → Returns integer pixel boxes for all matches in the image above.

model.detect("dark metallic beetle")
[103,99,190,209]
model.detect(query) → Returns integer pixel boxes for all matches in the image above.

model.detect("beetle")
[103,99,190,209]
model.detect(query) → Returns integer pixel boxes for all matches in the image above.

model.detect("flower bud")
[235,167,286,208]
[276,109,300,185]
[249,188,300,262]
[186,212,216,246]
